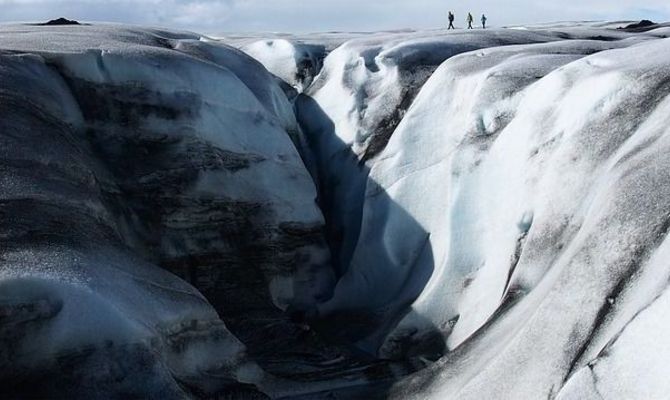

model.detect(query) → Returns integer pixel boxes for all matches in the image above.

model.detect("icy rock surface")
[0,23,333,398]
[237,23,670,398]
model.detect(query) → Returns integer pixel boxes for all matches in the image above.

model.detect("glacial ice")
[240,39,326,93]
[382,35,670,399]
[2,19,670,399]
[0,23,331,398]
[237,22,670,398]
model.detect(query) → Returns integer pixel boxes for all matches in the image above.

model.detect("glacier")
[1,19,670,399]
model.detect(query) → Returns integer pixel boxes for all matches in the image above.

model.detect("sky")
[0,0,668,33]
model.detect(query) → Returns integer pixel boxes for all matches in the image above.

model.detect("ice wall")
[369,31,670,400]
[0,23,333,398]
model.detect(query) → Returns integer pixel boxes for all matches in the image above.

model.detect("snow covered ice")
[1,19,670,399]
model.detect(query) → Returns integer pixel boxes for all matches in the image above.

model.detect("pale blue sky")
[0,0,668,33]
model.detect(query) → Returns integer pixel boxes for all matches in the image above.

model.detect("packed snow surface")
[2,19,670,399]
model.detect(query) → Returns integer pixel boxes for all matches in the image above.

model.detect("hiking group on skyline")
[448,11,487,29]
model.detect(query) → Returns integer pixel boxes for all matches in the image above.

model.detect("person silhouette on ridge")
[448,11,455,30]
[467,13,474,29]
[481,14,487,29]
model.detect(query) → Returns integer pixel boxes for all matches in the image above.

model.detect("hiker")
[448,11,455,30]
[481,14,487,29]
[467,13,474,29]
